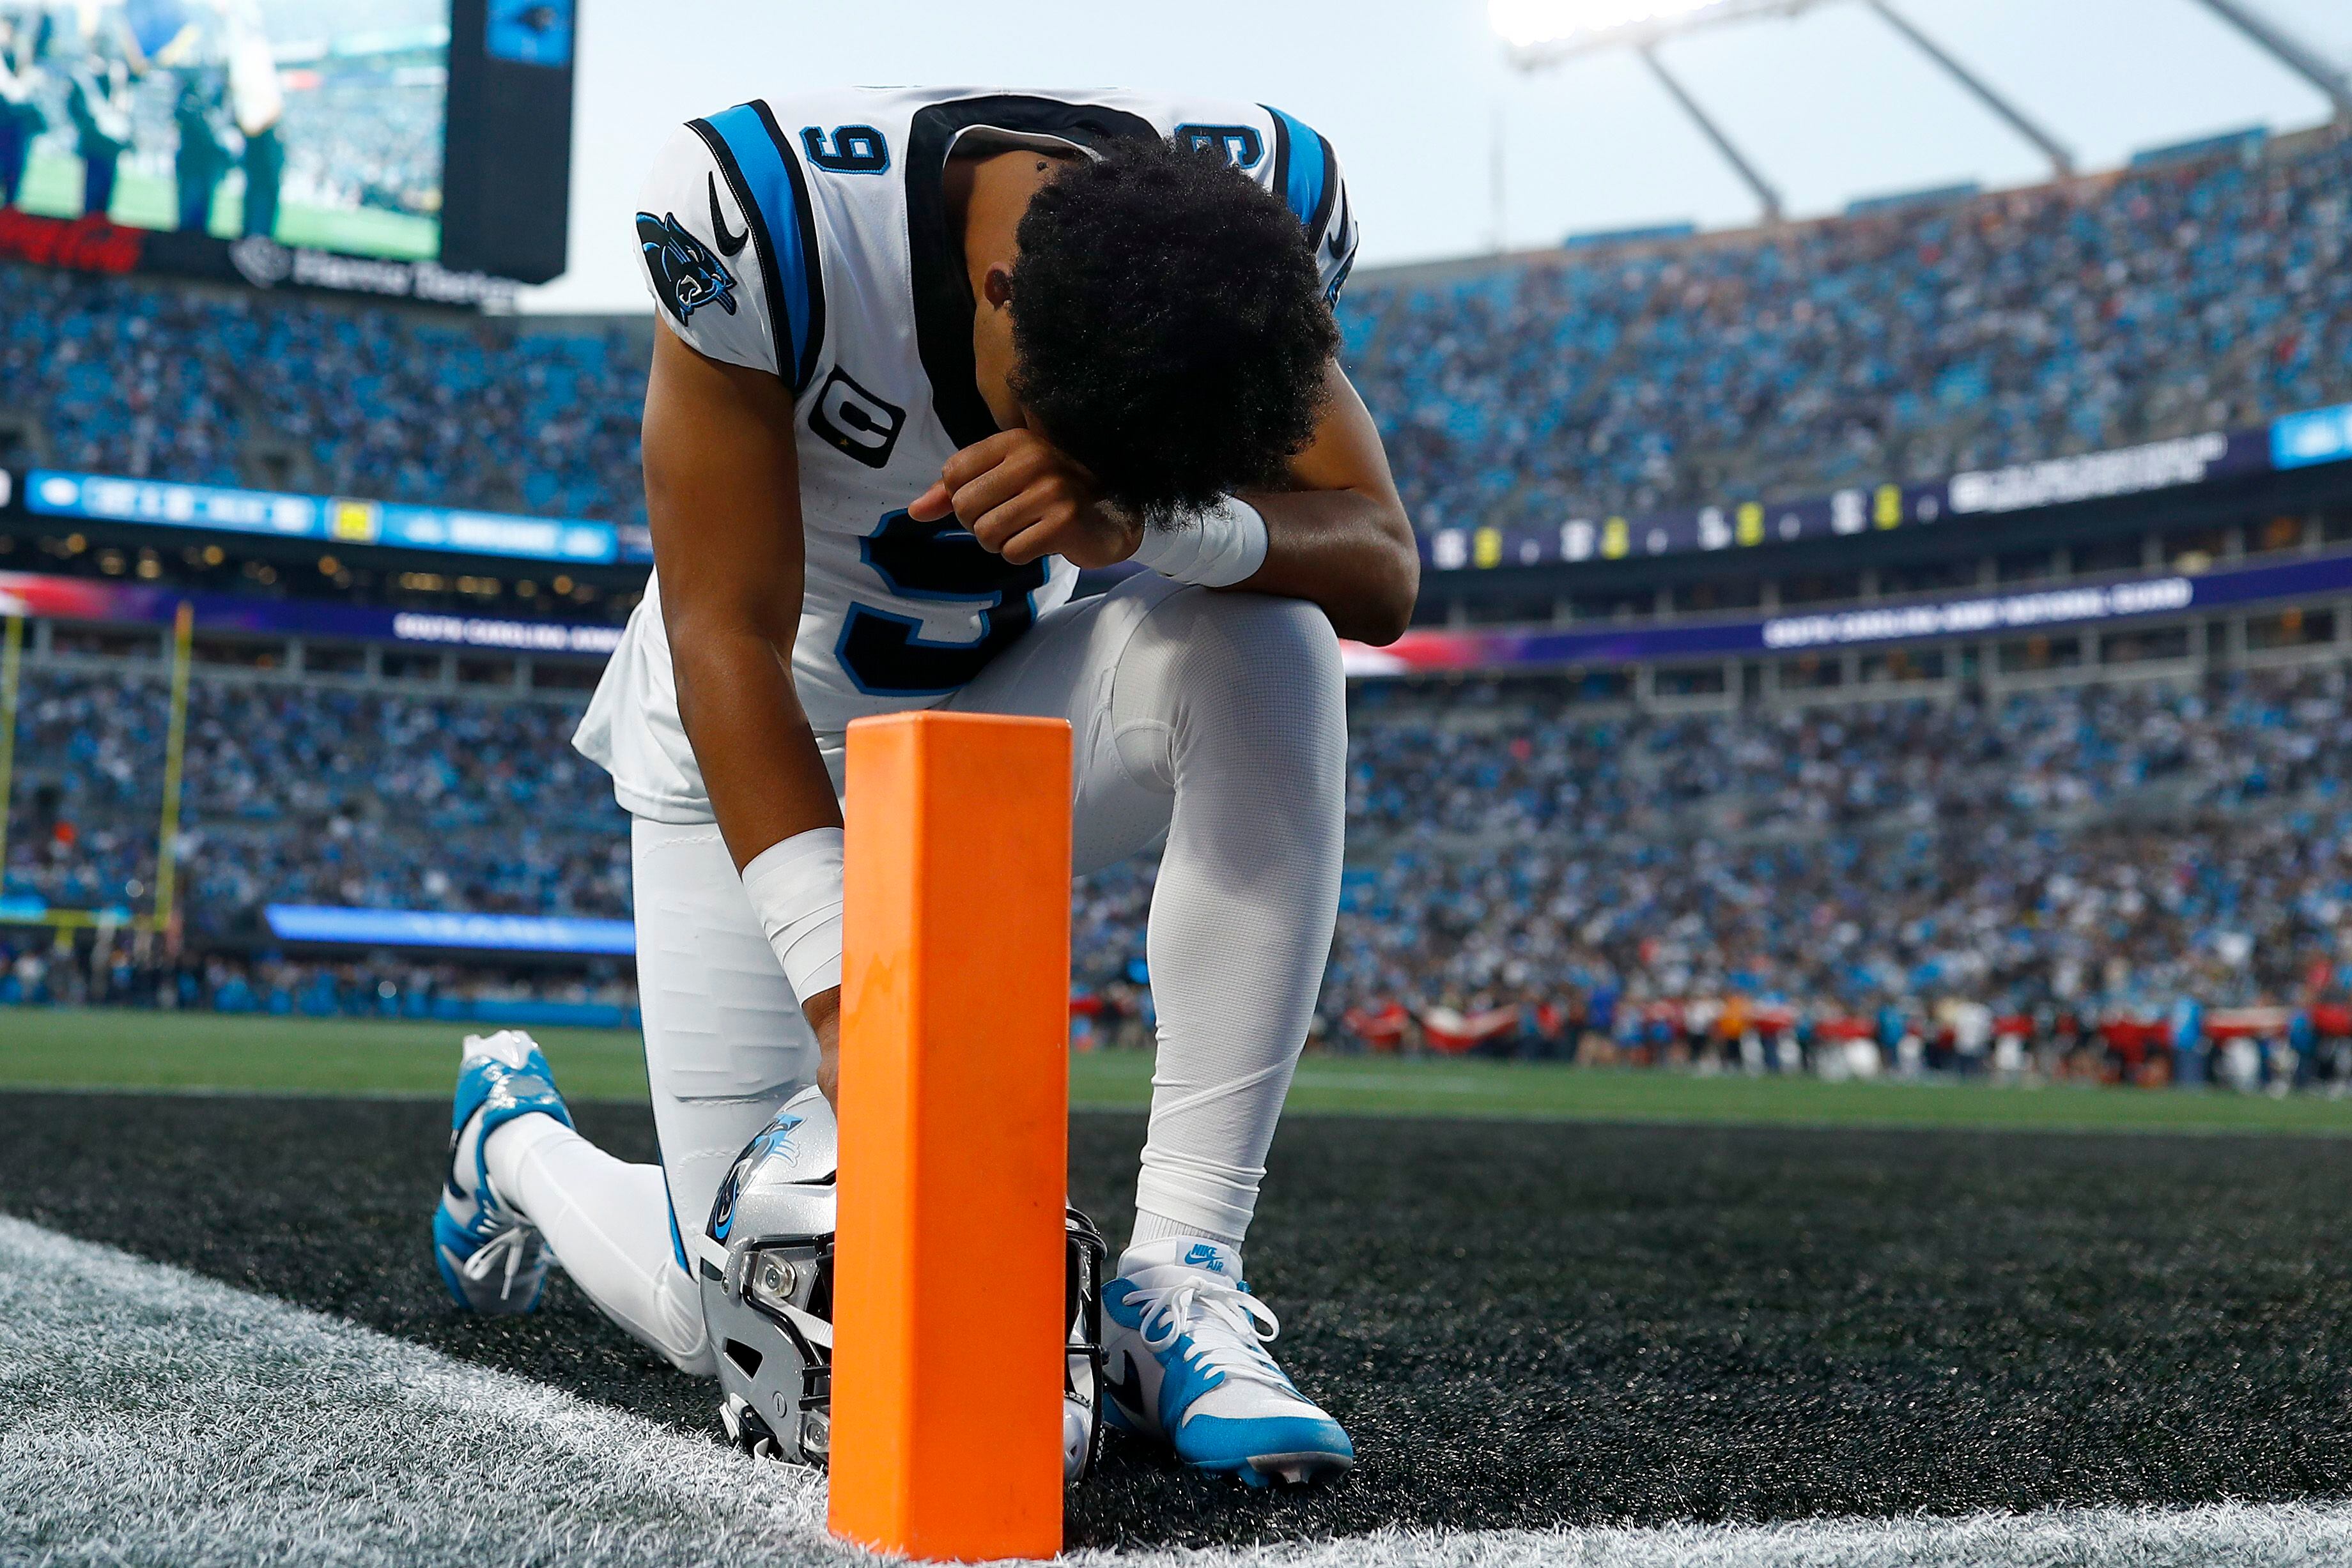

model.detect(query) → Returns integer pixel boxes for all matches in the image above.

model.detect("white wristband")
[1128,495,1268,588]
[740,828,844,1003]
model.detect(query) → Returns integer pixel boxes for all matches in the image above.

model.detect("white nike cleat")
[432,1030,573,1314]
[1100,1237,1355,1487]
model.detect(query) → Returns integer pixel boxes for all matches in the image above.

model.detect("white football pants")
[490,573,1347,1374]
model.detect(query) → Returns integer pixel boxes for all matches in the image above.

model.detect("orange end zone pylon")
[830,711,1074,1563]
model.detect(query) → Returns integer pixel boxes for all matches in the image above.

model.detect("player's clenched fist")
[907,429,1144,569]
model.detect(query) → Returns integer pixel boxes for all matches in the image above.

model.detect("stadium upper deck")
[1349,123,2352,537]
[4,123,2348,563]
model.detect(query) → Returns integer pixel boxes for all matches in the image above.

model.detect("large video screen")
[0,1,453,259]
[0,0,574,289]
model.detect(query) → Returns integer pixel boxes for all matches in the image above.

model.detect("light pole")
[1489,0,2085,224]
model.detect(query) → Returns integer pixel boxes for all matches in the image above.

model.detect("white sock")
[1115,591,1345,1247]
[1129,1208,1239,1253]
[1122,1214,1243,1280]
[484,1112,715,1376]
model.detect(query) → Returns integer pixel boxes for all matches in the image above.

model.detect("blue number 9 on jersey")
[800,125,891,174]
[835,510,1049,696]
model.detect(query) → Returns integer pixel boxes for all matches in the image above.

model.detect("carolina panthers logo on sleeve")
[638,210,738,324]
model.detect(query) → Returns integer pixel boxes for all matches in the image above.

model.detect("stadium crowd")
[1347,127,2352,531]
[6,672,630,937]
[3,262,646,522]
[12,661,2352,1084]
[6,129,2349,537]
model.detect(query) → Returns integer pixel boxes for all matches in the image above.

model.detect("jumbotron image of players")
[432,89,1418,1490]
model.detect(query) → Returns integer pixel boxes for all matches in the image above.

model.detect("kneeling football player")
[431,87,1417,1489]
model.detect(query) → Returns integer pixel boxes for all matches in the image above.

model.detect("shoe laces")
[460,1221,537,1297]
[1128,1272,1290,1394]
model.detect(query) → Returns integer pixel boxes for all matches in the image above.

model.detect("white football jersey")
[575,86,1358,821]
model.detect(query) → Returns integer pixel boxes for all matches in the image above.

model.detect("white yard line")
[0,1214,847,1568]
[1110,1505,2352,1567]
[4,1213,2350,1568]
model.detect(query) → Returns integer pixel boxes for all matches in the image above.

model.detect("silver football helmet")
[1062,1205,1110,1484]
[695,1085,839,1466]
[693,1086,1110,1484]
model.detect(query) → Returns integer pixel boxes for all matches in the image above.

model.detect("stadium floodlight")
[1489,0,1820,68]
[2191,0,2352,124]
[1488,0,1809,221]
[1490,0,2081,209]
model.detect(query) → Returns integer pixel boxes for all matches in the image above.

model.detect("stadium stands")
[4,127,2347,540]
[2,263,649,521]
[12,657,2352,1079]
[6,670,628,935]
[1327,669,2352,1050]
[1347,125,2352,533]
[12,127,2352,1082]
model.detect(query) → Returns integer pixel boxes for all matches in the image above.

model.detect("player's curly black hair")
[1009,136,1339,530]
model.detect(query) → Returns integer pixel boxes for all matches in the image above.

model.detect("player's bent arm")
[1234,363,1420,646]
[915,364,1418,643]
[644,322,840,864]
[643,323,847,1069]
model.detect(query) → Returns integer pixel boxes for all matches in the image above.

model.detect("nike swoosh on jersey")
[708,173,749,257]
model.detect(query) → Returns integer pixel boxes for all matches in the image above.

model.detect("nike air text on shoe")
[1101,1236,1355,1487]
[432,1029,574,1314]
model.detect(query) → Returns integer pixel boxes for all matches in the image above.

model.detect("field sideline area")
[12,1008,2352,1565]
[14,1006,2352,1134]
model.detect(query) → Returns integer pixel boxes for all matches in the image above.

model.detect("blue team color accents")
[1263,106,1331,234]
[699,103,824,392]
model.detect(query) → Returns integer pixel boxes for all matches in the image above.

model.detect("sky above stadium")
[519,0,2351,313]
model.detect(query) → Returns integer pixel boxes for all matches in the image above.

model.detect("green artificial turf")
[10,1007,2352,1134]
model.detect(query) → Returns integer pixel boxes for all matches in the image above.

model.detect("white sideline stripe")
[0,1215,847,1568]
[4,1214,2352,1568]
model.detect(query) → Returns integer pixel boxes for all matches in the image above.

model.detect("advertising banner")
[262,905,634,955]
[1420,406,2343,575]
[0,567,623,656]
[6,544,2348,680]
[15,401,2349,584]
[22,470,626,565]
[1343,549,2352,679]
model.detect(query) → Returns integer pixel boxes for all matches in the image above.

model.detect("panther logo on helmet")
[697,1089,1109,1484]
[708,1112,801,1241]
